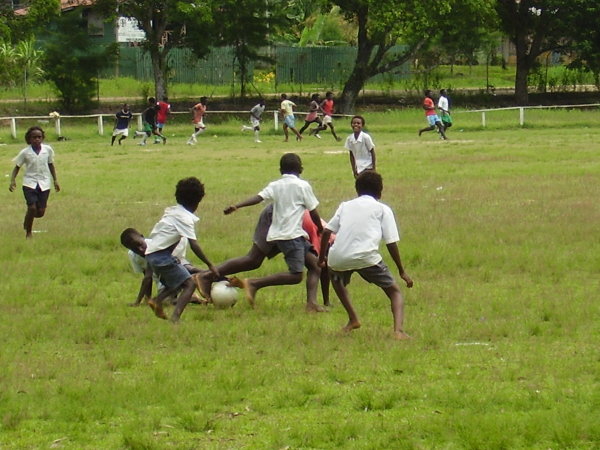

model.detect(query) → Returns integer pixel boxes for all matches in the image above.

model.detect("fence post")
[55,118,61,137]
[98,115,104,136]
[481,112,486,128]
[10,118,17,139]
[519,107,524,126]
[273,110,278,130]
[137,114,143,131]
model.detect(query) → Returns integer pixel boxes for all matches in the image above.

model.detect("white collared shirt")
[258,174,319,241]
[13,144,55,190]
[326,195,399,271]
[438,95,449,112]
[344,131,375,174]
[145,204,199,254]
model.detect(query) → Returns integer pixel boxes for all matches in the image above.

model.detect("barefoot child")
[144,177,219,322]
[9,126,60,239]
[120,228,205,307]
[223,153,325,312]
[319,171,413,339]
[344,115,376,179]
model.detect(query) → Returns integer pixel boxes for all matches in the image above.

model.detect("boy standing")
[344,115,376,179]
[319,171,413,339]
[224,153,325,312]
[111,103,133,146]
[187,97,207,145]
[144,177,219,322]
[241,99,266,143]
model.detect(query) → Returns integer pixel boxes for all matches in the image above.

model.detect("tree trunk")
[151,48,168,100]
[514,47,530,105]
[338,69,368,114]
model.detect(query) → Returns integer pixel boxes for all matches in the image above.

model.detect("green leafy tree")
[329,0,451,113]
[565,0,600,89]
[495,0,575,105]
[42,12,117,112]
[15,38,45,104]
[96,0,213,100]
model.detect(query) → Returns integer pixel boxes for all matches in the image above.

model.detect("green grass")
[1,111,599,448]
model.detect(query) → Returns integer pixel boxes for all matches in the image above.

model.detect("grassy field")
[0,109,599,449]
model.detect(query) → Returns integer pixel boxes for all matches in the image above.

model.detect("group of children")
[9,96,415,338]
[119,151,413,339]
[418,89,453,140]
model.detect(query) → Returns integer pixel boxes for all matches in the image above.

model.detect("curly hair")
[175,177,205,209]
[355,171,383,199]
[279,153,303,175]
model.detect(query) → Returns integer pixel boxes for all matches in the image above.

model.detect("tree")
[96,0,212,100]
[15,39,45,104]
[42,12,117,112]
[565,0,600,89]
[495,0,573,105]
[328,0,451,113]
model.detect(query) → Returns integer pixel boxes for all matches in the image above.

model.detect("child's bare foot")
[25,232,32,239]
[227,276,245,289]
[148,298,167,320]
[170,313,181,323]
[190,293,209,305]
[240,278,257,308]
[192,273,212,300]
[394,331,412,340]
[305,302,327,313]
[342,321,361,333]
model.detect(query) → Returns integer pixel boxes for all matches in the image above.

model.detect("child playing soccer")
[136,97,166,146]
[319,171,413,339]
[9,126,60,239]
[144,177,219,322]
[223,153,325,312]
[344,115,376,178]
[120,228,205,307]
[241,99,266,143]
[187,97,207,145]
[111,103,133,146]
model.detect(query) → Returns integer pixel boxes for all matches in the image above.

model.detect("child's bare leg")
[242,272,303,307]
[24,204,37,238]
[320,267,331,306]
[283,125,289,142]
[331,278,360,331]
[304,252,325,312]
[217,245,266,275]
[171,279,196,322]
[148,287,174,320]
[382,284,410,340]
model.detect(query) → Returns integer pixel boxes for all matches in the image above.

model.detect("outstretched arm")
[132,267,154,306]
[386,242,413,288]
[188,238,219,278]
[9,166,19,192]
[224,195,263,214]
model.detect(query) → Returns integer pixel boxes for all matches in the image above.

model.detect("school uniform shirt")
[345,131,375,174]
[13,144,55,191]
[258,174,319,242]
[438,95,449,113]
[145,204,199,255]
[326,195,400,271]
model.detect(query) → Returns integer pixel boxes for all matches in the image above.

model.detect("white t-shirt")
[344,131,375,174]
[250,103,265,119]
[280,99,296,117]
[326,195,399,271]
[438,95,449,112]
[258,174,319,241]
[13,144,55,190]
[145,204,199,254]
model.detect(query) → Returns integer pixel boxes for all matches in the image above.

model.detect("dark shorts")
[275,237,313,274]
[146,249,191,290]
[23,185,50,208]
[329,261,395,288]
[253,205,280,259]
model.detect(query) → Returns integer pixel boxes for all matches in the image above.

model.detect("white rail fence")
[1,104,598,138]
[455,103,600,127]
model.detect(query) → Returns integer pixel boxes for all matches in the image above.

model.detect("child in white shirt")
[319,171,413,339]
[344,115,376,178]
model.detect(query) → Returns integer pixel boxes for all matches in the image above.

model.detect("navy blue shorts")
[23,185,50,208]
[146,249,191,290]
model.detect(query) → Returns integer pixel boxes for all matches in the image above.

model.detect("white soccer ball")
[211,280,239,308]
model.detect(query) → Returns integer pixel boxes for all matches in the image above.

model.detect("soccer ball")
[211,280,239,308]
